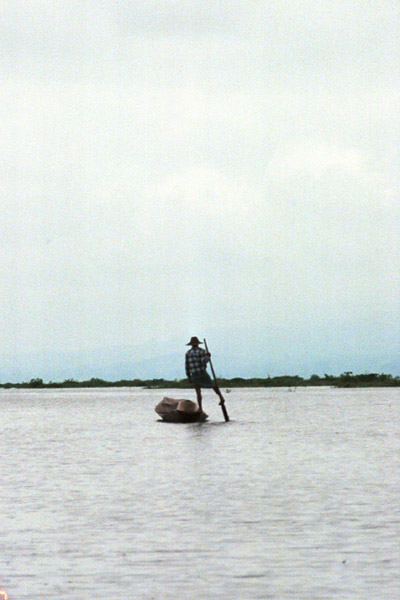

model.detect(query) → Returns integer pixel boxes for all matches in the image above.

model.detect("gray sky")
[1,1,399,380]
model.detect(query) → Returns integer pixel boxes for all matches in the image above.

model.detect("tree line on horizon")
[1,372,399,389]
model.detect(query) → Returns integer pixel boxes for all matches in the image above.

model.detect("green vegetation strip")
[1,372,399,389]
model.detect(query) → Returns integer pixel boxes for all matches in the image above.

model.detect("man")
[185,336,225,413]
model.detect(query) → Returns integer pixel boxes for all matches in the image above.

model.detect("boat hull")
[155,397,208,423]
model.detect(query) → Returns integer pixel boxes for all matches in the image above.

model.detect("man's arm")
[185,352,191,381]
[201,347,211,369]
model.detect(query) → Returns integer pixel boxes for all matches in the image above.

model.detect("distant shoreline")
[1,372,399,389]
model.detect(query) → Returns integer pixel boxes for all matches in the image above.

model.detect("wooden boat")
[155,397,208,423]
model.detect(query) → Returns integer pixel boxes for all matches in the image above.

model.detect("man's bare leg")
[213,385,225,405]
[194,385,203,412]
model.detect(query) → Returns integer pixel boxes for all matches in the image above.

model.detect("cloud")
[0,1,399,377]
[2,0,398,89]
[267,141,366,179]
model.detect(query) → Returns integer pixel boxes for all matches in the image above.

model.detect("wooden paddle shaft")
[204,339,230,422]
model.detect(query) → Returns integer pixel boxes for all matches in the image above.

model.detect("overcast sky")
[1,1,399,380]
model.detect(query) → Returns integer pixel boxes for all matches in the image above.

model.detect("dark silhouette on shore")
[0,372,399,389]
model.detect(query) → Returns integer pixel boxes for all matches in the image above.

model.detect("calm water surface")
[0,387,399,599]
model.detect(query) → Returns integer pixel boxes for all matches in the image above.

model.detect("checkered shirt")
[185,346,210,378]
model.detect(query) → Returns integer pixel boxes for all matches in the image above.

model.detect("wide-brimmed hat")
[186,336,202,346]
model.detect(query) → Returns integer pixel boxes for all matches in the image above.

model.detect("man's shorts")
[190,371,214,388]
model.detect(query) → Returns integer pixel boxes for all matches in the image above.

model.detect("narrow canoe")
[155,397,208,423]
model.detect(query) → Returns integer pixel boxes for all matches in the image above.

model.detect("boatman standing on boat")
[185,336,225,413]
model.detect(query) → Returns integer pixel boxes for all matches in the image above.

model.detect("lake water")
[0,386,399,599]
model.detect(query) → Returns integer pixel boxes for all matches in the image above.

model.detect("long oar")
[204,339,230,422]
